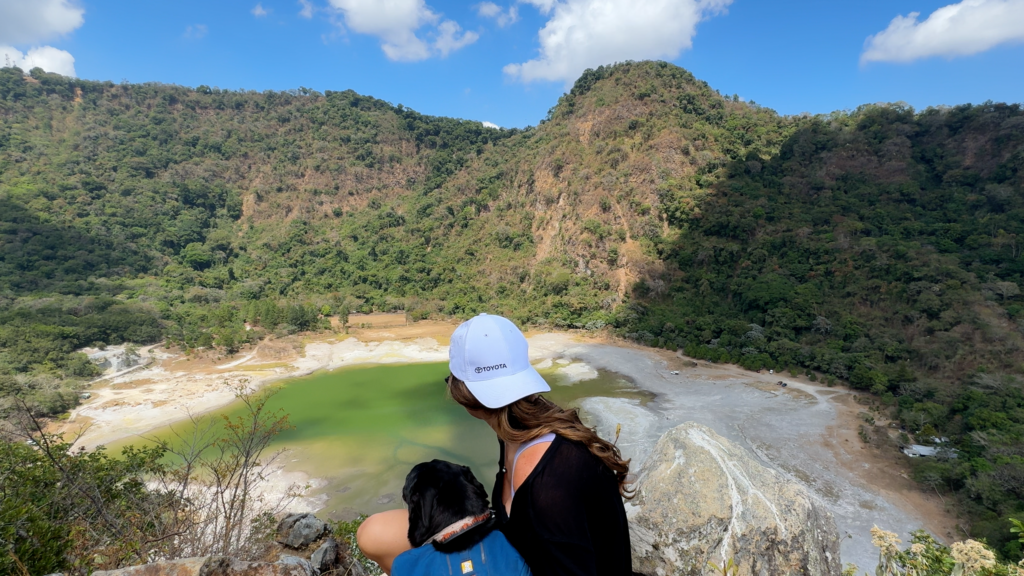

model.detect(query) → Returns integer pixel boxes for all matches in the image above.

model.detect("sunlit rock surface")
[90,556,310,576]
[629,423,841,576]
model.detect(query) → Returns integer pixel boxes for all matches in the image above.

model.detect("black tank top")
[492,434,634,576]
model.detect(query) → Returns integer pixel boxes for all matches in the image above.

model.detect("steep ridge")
[0,61,785,324]
[434,62,791,308]
[1,61,1022,554]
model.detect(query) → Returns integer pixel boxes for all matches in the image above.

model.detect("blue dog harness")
[392,530,531,576]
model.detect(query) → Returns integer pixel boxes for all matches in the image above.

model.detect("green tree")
[182,243,215,271]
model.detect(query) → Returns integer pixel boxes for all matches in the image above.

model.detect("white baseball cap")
[448,313,550,409]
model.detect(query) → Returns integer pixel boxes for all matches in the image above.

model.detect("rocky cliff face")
[628,422,841,576]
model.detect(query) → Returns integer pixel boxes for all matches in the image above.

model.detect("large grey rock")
[92,556,309,576]
[275,513,329,549]
[628,423,841,576]
[344,559,367,576]
[275,556,312,576]
[310,539,339,574]
[336,541,368,576]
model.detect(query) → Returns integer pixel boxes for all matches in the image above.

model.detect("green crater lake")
[109,361,652,519]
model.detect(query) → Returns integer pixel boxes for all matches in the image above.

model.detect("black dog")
[394,460,530,576]
[402,459,500,553]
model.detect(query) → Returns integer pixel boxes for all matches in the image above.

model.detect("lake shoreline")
[62,320,460,450]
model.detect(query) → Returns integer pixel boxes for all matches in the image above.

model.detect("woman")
[357,313,634,576]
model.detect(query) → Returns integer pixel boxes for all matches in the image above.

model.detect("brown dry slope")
[401,61,793,314]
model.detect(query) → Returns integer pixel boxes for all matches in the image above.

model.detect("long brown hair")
[448,376,633,498]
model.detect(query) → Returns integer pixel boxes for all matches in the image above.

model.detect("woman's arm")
[356,509,411,575]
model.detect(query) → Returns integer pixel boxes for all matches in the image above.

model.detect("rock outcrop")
[628,423,841,576]
[276,513,329,549]
[91,556,310,576]
[89,513,366,576]
[310,539,339,574]
[276,556,313,575]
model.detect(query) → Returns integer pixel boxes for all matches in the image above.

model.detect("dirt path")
[824,392,961,542]
[216,346,260,369]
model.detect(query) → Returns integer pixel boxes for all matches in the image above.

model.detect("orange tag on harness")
[461,560,474,574]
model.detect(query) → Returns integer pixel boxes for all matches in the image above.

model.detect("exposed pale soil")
[701,356,956,542]
[642,346,960,544]
[58,315,958,571]
[541,336,959,571]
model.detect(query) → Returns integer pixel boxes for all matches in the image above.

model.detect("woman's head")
[448,374,634,498]
[447,313,550,408]
[446,313,633,497]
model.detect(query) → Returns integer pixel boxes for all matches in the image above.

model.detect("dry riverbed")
[59,316,958,572]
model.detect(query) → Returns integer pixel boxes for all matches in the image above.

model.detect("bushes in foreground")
[0,387,294,576]
[853,525,1024,576]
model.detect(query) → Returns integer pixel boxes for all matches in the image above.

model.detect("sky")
[1,0,1023,128]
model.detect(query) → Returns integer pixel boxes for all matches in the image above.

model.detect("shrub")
[865,526,1023,576]
[0,386,294,575]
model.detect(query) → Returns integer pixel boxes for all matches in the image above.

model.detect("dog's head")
[403,459,497,552]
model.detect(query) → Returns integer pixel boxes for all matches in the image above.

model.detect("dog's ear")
[460,464,489,507]
[406,485,437,548]
[402,466,420,506]
[404,463,437,547]
[460,465,484,492]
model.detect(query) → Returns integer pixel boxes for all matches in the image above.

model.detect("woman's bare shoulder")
[511,440,553,491]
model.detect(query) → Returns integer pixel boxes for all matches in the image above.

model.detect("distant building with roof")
[901,444,958,458]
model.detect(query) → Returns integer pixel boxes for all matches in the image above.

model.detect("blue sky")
[1,0,1023,128]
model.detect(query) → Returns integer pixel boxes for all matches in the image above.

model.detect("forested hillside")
[1,61,1022,554]
[632,101,1024,553]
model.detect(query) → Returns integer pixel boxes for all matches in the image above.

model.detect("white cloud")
[0,45,75,76]
[327,0,477,61]
[477,2,502,17]
[475,1,499,16]
[434,20,479,56]
[499,6,518,26]
[861,0,1024,64]
[505,0,731,84]
[521,0,558,14]
[252,3,269,17]
[184,24,208,40]
[298,0,315,18]
[482,121,500,128]
[476,2,518,27]
[329,0,435,60]
[0,0,84,45]
[0,0,83,77]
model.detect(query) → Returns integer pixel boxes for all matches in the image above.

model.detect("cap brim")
[464,366,551,409]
